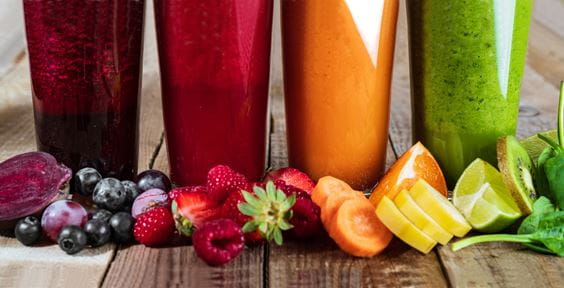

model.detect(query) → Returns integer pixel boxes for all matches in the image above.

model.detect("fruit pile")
[13,167,173,254]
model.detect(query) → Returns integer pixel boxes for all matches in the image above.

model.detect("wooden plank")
[387,1,564,286]
[267,1,448,286]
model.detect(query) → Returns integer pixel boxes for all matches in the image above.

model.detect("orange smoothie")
[281,0,399,190]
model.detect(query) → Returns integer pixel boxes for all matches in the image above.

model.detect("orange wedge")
[312,176,353,207]
[329,198,393,257]
[369,142,447,207]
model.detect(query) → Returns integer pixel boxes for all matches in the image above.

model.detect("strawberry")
[274,180,310,200]
[286,197,322,239]
[133,207,175,247]
[172,191,219,237]
[192,219,245,266]
[168,185,207,201]
[266,167,315,194]
[206,165,248,204]
[221,186,264,245]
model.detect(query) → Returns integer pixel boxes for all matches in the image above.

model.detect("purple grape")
[41,200,88,242]
[135,170,171,192]
[131,188,170,219]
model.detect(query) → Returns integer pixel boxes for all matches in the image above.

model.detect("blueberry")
[84,219,111,247]
[135,170,172,192]
[121,180,140,205]
[58,225,87,254]
[73,167,102,196]
[90,209,113,223]
[109,212,134,243]
[93,178,127,211]
[14,216,41,246]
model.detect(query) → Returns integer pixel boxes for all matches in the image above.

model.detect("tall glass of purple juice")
[23,0,145,179]
[154,0,273,186]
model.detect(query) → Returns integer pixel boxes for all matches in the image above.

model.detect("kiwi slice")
[497,135,537,214]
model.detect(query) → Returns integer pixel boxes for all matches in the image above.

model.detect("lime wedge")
[453,159,522,233]
[520,129,557,165]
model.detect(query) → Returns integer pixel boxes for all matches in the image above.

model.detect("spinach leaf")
[534,211,564,256]
[518,196,555,235]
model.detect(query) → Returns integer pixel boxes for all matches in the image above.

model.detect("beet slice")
[0,152,71,222]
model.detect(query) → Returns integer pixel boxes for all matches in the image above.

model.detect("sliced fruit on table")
[520,129,557,164]
[394,190,453,245]
[376,196,437,254]
[320,190,364,230]
[409,179,472,237]
[369,142,448,208]
[329,198,392,257]
[312,176,353,208]
[266,167,316,194]
[453,159,522,233]
[497,135,537,214]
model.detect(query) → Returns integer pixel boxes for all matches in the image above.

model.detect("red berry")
[221,189,265,245]
[287,197,321,239]
[274,180,310,200]
[192,219,245,266]
[133,207,175,247]
[169,185,207,201]
[173,191,219,237]
[206,165,248,204]
[266,167,315,194]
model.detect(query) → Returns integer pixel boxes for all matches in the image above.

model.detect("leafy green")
[518,196,556,234]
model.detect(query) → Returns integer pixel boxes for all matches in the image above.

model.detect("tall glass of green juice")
[407,0,533,186]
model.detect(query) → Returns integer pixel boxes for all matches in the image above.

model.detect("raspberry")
[287,197,322,239]
[206,165,248,204]
[192,219,245,266]
[133,207,175,247]
[220,188,265,245]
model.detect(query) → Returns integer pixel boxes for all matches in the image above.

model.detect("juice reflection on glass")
[281,0,399,190]
[407,0,533,186]
[154,0,273,185]
[23,0,145,179]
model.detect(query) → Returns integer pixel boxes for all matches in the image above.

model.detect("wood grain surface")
[0,0,563,287]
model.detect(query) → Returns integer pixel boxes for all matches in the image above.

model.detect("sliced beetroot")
[0,152,71,222]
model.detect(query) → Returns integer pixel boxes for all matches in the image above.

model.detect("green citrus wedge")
[520,129,557,165]
[453,159,522,233]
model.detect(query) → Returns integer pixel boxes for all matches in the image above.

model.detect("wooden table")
[1,1,563,287]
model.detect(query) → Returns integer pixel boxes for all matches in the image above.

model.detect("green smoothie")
[407,0,533,186]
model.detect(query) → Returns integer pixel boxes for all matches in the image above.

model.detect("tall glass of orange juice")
[281,0,399,190]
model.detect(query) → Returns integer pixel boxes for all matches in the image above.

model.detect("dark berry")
[58,225,87,254]
[121,180,140,205]
[84,219,111,247]
[109,212,134,243]
[192,219,245,266]
[135,170,172,192]
[73,167,102,196]
[14,216,42,246]
[93,178,127,211]
[90,209,113,223]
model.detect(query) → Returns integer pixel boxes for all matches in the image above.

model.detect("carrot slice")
[312,176,353,207]
[329,198,392,257]
[320,190,364,229]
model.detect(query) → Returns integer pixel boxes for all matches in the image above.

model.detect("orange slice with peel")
[369,142,447,207]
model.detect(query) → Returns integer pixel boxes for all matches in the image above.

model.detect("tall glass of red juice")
[23,0,145,179]
[154,0,273,185]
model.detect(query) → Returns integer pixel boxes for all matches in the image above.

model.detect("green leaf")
[278,220,294,231]
[285,193,297,209]
[259,222,268,234]
[533,196,556,214]
[276,189,286,202]
[266,181,277,200]
[242,221,258,233]
[273,228,284,246]
[255,187,269,202]
[519,197,557,235]
[242,191,262,208]
[534,211,564,256]
[238,203,259,216]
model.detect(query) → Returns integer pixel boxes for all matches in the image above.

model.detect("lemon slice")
[394,190,453,245]
[453,159,522,233]
[409,179,472,237]
[376,196,437,254]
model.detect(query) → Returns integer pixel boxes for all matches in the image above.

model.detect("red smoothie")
[23,0,145,179]
[154,0,273,185]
